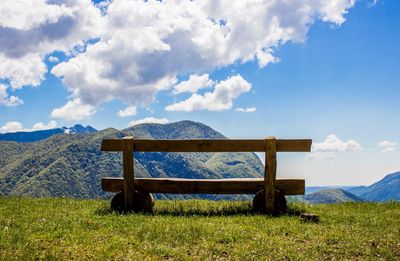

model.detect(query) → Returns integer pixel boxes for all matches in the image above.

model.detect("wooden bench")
[101,137,312,215]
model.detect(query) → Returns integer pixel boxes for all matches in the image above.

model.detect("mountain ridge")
[0,121,263,199]
[348,171,400,202]
[304,188,364,204]
[0,124,97,142]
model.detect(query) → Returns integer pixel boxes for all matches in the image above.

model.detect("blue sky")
[0,0,399,185]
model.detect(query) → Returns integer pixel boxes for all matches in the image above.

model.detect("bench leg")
[111,191,154,213]
[253,189,287,215]
[123,148,135,210]
[264,137,277,215]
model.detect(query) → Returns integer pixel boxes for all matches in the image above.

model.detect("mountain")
[0,128,65,142]
[304,189,364,204]
[0,121,263,199]
[347,172,400,202]
[63,124,97,134]
[305,186,358,195]
[0,124,97,142]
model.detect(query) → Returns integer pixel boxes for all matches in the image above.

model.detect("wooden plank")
[134,139,257,152]
[264,137,277,214]
[122,138,135,209]
[277,139,312,152]
[101,177,305,195]
[101,137,136,151]
[101,139,312,152]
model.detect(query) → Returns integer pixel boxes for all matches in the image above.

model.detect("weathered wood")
[101,139,312,152]
[264,137,277,215]
[102,138,134,152]
[122,137,135,209]
[111,191,154,213]
[253,189,287,215]
[276,139,312,152]
[101,177,305,195]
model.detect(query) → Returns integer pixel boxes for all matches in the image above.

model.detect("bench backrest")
[101,138,312,152]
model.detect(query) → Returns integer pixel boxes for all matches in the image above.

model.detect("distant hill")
[305,172,400,202]
[305,186,358,195]
[304,189,364,204]
[0,121,263,199]
[348,172,400,202]
[0,124,97,142]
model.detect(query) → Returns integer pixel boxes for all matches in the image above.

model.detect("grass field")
[1,197,400,260]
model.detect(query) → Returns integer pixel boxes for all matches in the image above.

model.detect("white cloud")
[0,0,357,118]
[128,117,169,127]
[0,0,73,30]
[31,120,57,131]
[0,121,24,133]
[0,0,102,89]
[0,84,23,107]
[308,134,362,159]
[0,53,47,89]
[173,74,214,94]
[256,49,279,68]
[0,120,57,133]
[166,74,251,112]
[378,140,397,153]
[48,56,59,63]
[117,105,137,117]
[319,0,356,24]
[50,0,356,118]
[51,98,96,121]
[235,107,256,113]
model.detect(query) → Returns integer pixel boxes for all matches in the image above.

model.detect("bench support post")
[264,137,277,215]
[122,137,135,210]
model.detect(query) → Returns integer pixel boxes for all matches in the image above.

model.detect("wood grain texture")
[101,139,312,152]
[111,191,154,213]
[264,137,277,215]
[253,189,287,215]
[122,137,135,209]
[101,177,305,195]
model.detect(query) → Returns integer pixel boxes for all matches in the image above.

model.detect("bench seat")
[102,177,304,195]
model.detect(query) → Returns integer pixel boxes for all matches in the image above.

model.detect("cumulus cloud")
[128,117,169,127]
[0,121,24,133]
[51,0,355,118]
[0,120,57,133]
[0,0,101,89]
[0,1,73,30]
[117,105,137,117]
[173,74,214,94]
[318,0,356,24]
[0,0,357,119]
[235,107,256,113]
[308,134,362,159]
[51,98,96,121]
[31,120,57,131]
[378,140,397,153]
[0,84,23,107]
[166,74,251,112]
[0,53,47,89]
[256,49,279,68]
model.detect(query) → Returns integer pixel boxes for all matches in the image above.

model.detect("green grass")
[1,197,400,260]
